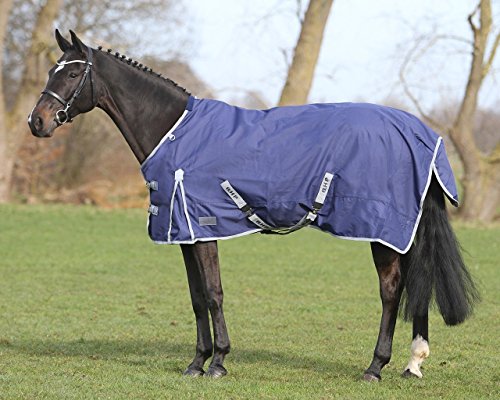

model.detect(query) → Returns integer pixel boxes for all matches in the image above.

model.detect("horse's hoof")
[205,364,227,378]
[402,368,421,379]
[363,373,381,382]
[183,366,205,377]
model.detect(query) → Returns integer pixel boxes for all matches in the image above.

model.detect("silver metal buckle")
[148,204,159,216]
[146,181,158,191]
[55,109,69,125]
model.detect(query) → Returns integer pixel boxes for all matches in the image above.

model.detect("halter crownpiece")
[42,45,95,126]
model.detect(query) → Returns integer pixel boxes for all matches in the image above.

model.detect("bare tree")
[0,0,62,203]
[279,0,334,106]
[453,0,500,221]
[0,0,14,202]
[400,0,499,222]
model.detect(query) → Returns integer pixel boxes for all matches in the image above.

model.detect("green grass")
[0,204,498,399]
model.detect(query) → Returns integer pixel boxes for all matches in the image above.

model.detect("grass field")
[0,204,498,399]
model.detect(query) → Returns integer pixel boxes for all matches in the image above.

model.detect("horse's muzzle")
[28,108,56,138]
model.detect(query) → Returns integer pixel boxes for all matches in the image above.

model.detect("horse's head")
[29,30,97,138]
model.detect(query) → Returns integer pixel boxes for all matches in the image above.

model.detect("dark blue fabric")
[141,97,458,253]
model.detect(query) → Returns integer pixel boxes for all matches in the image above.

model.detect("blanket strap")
[146,180,158,191]
[167,169,195,242]
[221,172,334,235]
[220,181,273,230]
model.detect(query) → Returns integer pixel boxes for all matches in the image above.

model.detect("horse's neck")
[95,52,189,163]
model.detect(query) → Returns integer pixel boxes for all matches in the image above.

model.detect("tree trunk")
[0,0,14,202]
[0,0,62,203]
[458,154,500,221]
[449,0,500,222]
[279,0,334,106]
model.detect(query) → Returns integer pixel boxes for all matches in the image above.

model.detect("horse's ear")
[69,30,86,53]
[55,29,71,52]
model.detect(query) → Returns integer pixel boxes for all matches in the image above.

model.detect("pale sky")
[186,0,500,112]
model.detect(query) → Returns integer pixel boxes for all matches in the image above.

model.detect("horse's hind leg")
[364,242,403,381]
[402,314,429,378]
[181,241,230,378]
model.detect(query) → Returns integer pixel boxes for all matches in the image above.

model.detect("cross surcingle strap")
[220,180,273,230]
[221,172,334,235]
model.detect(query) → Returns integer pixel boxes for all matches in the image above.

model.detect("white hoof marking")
[404,334,429,378]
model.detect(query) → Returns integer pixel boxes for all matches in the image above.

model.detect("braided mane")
[97,46,190,94]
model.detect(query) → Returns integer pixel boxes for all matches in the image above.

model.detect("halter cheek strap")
[42,45,95,126]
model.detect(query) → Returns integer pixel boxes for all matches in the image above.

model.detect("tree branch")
[398,36,447,132]
[280,47,291,70]
[296,0,304,24]
[467,3,480,34]
[482,30,500,78]
[485,142,500,163]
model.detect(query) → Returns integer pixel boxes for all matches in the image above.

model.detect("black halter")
[42,45,96,126]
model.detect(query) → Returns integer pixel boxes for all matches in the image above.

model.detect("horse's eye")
[69,72,78,78]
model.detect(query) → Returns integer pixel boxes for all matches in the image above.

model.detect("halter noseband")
[42,45,95,126]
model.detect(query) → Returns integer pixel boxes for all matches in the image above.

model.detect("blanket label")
[199,216,217,226]
[315,172,334,206]
[221,180,248,209]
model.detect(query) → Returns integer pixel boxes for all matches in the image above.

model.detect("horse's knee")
[206,288,223,310]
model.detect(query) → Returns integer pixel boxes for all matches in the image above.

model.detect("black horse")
[28,31,478,381]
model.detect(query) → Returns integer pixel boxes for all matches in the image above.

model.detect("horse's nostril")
[34,116,43,131]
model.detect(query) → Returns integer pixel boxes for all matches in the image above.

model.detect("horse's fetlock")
[215,343,230,355]
[198,347,213,360]
[374,351,391,366]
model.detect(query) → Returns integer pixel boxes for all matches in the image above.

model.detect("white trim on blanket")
[141,109,189,168]
[432,163,459,206]
[307,225,409,254]
[399,136,444,253]
[179,178,196,241]
[167,179,179,243]
[152,228,263,245]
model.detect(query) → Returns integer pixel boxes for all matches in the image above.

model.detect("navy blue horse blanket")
[141,96,458,254]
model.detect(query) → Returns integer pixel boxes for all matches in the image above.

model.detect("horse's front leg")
[181,244,213,376]
[181,241,230,378]
[364,242,403,381]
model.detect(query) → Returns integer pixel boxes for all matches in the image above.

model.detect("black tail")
[399,176,480,325]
